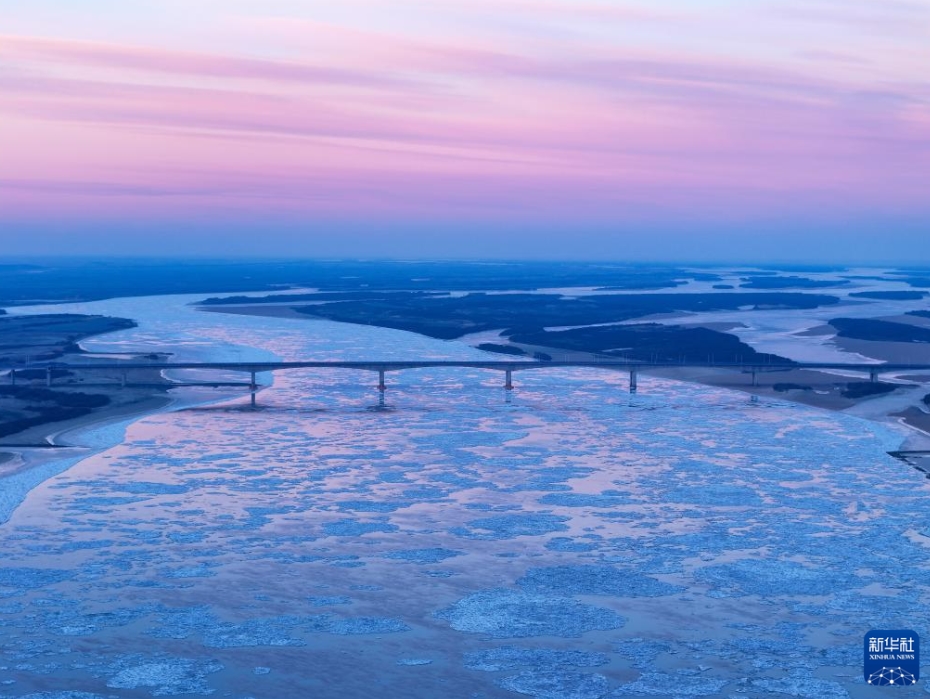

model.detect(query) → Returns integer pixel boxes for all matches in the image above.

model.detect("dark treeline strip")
[739,276,850,289]
[476,344,527,356]
[0,315,136,364]
[201,291,442,305]
[849,291,927,300]
[508,324,792,364]
[841,382,899,399]
[0,387,110,438]
[830,318,930,343]
[295,292,840,340]
[891,277,930,288]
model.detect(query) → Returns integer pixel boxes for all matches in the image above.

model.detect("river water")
[1,293,929,698]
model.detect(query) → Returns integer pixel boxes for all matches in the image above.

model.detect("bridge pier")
[504,369,513,391]
[629,369,637,394]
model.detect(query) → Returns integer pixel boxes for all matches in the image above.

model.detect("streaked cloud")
[1,35,421,90]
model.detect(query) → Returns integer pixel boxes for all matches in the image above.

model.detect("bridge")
[7,359,930,408]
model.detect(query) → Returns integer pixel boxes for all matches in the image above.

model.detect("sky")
[0,0,928,262]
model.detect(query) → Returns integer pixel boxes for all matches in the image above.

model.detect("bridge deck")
[15,360,930,373]
[7,359,929,404]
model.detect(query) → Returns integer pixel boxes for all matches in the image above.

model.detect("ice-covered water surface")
[2,296,930,698]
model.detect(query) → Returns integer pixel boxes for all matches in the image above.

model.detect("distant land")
[850,291,928,300]
[738,276,850,289]
[0,314,136,364]
[829,318,930,344]
[205,291,840,341]
[0,259,717,306]
[507,324,788,364]
[4,258,930,307]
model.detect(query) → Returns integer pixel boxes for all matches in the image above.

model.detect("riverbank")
[0,390,173,478]
[0,352,179,480]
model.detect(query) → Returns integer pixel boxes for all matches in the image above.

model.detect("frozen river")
[2,294,930,698]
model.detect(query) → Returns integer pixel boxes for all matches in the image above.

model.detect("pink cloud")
[1,3,927,235]
[0,35,422,91]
